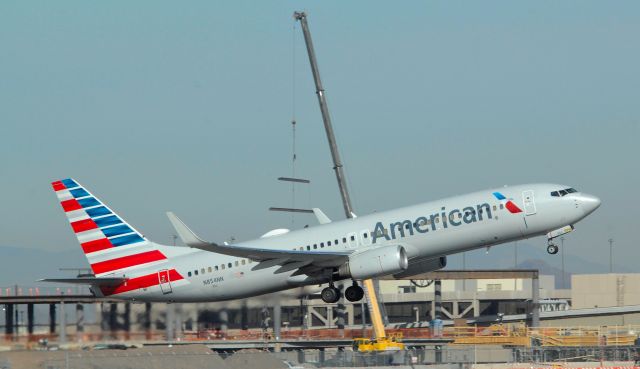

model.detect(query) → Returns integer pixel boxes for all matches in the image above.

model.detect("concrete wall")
[572,274,640,309]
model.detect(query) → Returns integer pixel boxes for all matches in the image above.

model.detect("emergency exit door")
[158,269,172,294]
[522,190,537,215]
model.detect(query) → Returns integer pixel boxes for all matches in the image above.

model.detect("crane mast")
[293,11,399,350]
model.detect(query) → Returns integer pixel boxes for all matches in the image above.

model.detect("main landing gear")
[321,281,365,303]
[321,283,341,303]
[547,242,559,255]
[345,281,365,302]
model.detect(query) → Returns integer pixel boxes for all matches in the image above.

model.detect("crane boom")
[293,11,397,349]
[293,11,354,219]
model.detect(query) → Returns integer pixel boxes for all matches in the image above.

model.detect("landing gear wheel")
[321,286,341,303]
[345,284,365,302]
[547,243,559,255]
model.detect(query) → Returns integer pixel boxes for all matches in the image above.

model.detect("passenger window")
[328,241,332,246]
[363,233,368,239]
[335,239,339,244]
[300,247,304,251]
[320,242,324,248]
[307,245,311,250]
[208,267,212,273]
[221,264,225,270]
[313,245,317,249]
[215,266,219,271]
[342,237,347,243]
[241,259,246,265]
[201,268,205,274]
[188,271,192,277]
[500,204,504,209]
[235,261,239,267]
[350,235,355,241]
[493,205,497,211]
[228,263,232,268]
[194,270,199,276]
[435,217,439,223]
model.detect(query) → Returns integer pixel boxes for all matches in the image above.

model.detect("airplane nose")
[578,193,601,215]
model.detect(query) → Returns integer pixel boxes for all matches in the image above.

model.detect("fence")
[28,346,640,369]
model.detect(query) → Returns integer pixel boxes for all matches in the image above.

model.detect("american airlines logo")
[372,201,496,244]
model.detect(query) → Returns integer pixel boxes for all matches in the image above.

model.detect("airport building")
[4,272,640,339]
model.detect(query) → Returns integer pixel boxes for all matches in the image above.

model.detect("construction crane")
[293,11,404,352]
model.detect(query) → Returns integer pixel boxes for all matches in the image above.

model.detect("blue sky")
[1,1,638,271]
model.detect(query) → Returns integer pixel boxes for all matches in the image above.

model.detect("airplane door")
[522,190,537,216]
[158,269,172,294]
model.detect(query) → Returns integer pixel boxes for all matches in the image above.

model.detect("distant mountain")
[443,241,633,288]
[517,259,571,288]
[0,245,88,287]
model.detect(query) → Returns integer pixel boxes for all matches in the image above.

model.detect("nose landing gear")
[546,225,574,255]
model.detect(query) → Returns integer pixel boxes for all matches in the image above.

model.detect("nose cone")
[578,193,601,216]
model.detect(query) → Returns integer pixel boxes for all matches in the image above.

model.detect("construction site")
[3,271,640,368]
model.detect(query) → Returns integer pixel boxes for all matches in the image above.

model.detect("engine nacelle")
[338,245,408,279]
[392,256,447,279]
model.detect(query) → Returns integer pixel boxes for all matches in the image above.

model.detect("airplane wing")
[38,277,127,286]
[166,212,351,273]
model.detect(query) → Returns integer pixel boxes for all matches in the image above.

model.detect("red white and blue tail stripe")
[51,178,169,277]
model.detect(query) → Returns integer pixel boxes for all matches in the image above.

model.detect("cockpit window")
[551,188,578,197]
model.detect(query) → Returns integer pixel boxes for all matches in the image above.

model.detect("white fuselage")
[103,183,600,302]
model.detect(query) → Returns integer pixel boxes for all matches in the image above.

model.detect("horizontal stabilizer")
[38,277,127,286]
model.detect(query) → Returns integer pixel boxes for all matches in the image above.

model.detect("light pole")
[462,252,466,291]
[560,237,565,288]
[608,238,614,273]
[514,241,518,290]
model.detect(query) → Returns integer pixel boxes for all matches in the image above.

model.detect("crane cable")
[291,21,297,226]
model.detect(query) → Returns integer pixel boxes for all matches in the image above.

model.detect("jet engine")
[392,256,447,279]
[338,245,408,279]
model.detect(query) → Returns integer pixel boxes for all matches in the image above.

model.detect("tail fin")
[51,178,167,276]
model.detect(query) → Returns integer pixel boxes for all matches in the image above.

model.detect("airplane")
[42,178,600,304]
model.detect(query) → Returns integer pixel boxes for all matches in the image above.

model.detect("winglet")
[312,208,332,224]
[166,212,211,248]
